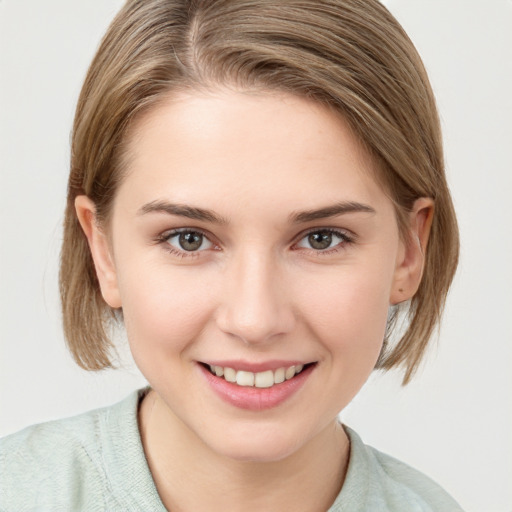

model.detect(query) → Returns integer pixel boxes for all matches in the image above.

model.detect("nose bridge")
[217,247,294,344]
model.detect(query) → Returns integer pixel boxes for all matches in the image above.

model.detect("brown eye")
[164,230,213,252]
[296,229,351,252]
[308,232,333,250]
[179,231,204,251]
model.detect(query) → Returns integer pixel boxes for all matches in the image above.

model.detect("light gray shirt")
[0,389,463,511]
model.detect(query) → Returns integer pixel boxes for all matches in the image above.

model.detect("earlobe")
[390,198,434,305]
[75,195,122,308]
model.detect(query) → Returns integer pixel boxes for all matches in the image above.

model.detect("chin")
[204,424,307,463]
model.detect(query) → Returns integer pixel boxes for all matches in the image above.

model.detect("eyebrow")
[137,199,375,225]
[137,200,229,224]
[289,201,376,223]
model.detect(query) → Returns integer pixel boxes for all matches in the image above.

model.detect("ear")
[75,195,122,309]
[390,197,434,305]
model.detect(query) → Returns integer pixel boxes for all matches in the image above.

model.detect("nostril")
[215,275,296,344]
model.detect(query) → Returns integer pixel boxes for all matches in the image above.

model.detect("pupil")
[179,232,202,251]
[309,232,332,250]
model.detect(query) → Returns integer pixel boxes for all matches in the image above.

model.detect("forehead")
[117,89,390,219]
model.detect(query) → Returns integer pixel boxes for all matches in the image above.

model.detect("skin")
[76,89,433,512]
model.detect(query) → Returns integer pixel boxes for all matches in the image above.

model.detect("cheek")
[296,261,393,356]
[117,262,216,363]
[284,261,394,419]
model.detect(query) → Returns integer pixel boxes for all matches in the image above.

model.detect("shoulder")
[329,426,464,512]
[0,402,107,510]
[0,388,163,511]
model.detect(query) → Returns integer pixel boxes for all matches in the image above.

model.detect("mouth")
[200,362,316,389]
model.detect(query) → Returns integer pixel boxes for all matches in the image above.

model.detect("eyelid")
[162,226,205,237]
[156,227,220,257]
[295,226,356,241]
[292,227,356,252]
[159,226,217,242]
[154,226,356,258]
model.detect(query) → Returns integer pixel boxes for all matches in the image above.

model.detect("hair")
[60,0,459,384]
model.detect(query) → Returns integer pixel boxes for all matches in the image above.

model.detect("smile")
[206,364,309,388]
[199,361,316,411]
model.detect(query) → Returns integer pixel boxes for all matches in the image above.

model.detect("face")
[80,89,426,462]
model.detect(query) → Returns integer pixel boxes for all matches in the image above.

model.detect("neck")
[139,389,350,512]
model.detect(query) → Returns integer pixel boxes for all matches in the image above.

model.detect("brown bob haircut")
[60,0,459,384]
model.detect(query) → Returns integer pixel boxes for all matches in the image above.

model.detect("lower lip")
[198,364,315,411]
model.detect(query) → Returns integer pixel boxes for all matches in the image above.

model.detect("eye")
[164,229,214,252]
[295,229,352,251]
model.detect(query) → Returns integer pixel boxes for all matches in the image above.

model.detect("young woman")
[0,1,462,510]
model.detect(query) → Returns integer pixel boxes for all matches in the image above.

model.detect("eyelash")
[294,228,355,256]
[155,228,217,259]
[155,227,355,258]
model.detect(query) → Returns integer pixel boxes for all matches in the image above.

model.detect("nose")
[215,250,295,345]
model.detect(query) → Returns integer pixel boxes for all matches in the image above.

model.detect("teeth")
[224,367,236,383]
[285,366,296,380]
[274,367,285,384]
[254,370,274,388]
[236,371,255,387]
[207,364,308,388]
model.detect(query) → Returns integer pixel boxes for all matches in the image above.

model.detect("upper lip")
[200,360,315,372]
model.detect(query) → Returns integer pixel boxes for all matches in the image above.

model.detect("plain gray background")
[1,1,511,510]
